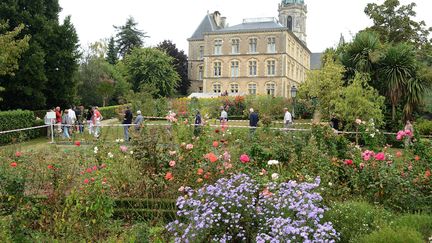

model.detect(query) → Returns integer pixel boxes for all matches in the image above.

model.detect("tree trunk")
[392,104,396,121]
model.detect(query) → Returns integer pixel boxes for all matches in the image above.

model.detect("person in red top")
[55,106,62,133]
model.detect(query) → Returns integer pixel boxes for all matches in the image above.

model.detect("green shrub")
[0,110,37,144]
[323,200,392,242]
[390,214,432,241]
[99,105,121,119]
[356,227,423,243]
[0,216,12,243]
[415,119,432,135]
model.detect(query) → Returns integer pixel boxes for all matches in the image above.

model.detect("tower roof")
[282,0,304,4]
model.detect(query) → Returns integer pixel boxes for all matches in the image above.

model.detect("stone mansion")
[187,0,310,98]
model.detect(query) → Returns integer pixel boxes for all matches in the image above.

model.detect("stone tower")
[278,0,307,44]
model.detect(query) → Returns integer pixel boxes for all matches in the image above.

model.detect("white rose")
[271,173,279,180]
[108,152,114,158]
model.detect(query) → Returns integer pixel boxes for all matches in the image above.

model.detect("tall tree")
[0,23,30,77]
[378,43,416,121]
[77,42,128,106]
[106,36,118,65]
[156,40,189,95]
[114,17,149,58]
[0,0,80,110]
[123,47,179,97]
[364,0,432,48]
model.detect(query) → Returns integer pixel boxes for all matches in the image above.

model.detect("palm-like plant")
[403,66,432,120]
[340,31,382,80]
[378,43,416,121]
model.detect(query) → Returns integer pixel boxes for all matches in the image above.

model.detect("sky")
[59,0,432,54]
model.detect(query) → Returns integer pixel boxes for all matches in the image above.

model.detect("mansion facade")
[187,0,310,98]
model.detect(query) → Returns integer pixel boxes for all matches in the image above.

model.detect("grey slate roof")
[213,21,285,34]
[189,14,217,40]
[310,53,323,70]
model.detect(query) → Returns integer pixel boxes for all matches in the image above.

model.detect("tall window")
[214,62,221,77]
[267,37,276,53]
[266,83,275,96]
[248,83,257,95]
[231,61,239,78]
[198,65,203,80]
[231,39,240,54]
[230,83,239,93]
[199,46,204,59]
[249,60,257,76]
[249,38,257,53]
[267,60,276,76]
[214,40,222,55]
[213,83,221,93]
[287,16,293,31]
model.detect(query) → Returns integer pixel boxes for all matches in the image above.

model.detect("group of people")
[122,106,144,141]
[193,107,293,136]
[44,106,103,139]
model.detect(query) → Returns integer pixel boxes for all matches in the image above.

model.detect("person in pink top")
[92,106,103,138]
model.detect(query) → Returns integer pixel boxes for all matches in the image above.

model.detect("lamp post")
[290,85,297,118]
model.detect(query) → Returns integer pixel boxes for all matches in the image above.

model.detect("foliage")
[167,174,338,242]
[106,36,118,65]
[364,0,432,49]
[356,226,423,243]
[390,214,432,241]
[323,200,392,242]
[0,1,80,110]
[299,57,344,118]
[98,105,122,119]
[157,40,189,95]
[331,73,385,130]
[114,16,149,58]
[0,216,12,242]
[123,48,180,97]
[77,42,129,107]
[0,22,30,77]
[415,119,432,135]
[0,110,39,144]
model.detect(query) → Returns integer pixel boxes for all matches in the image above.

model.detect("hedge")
[0,110,43,145]
[99,105,122,120]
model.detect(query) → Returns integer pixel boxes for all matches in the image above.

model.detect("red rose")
[15,151,22,157]
[48,165,54,170]
[344,159,353,165]
[240,154,250,163]
[84,179,89,184]
[197,168,204,175]
[74,141,81,146]
[10,162,18,167]
[212,141,219,147]
[165,172,174,181]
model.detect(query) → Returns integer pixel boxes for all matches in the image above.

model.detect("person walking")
[55,106,62,133]
[249,108,259,136]
[404,120,414,146]
[44,109,55,139]
[123,106,133,141]
[93,106,102,138]
[134,110,144,131]
[86,107,94,135]
[62,109,72,139]
[194,111,202,136]
[283,108,293,129]
[220,107,228,123]
[68,106,76,135]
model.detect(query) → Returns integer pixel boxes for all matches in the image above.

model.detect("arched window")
[198,65,203,80]
[287,16,293,31]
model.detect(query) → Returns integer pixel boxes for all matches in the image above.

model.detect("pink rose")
[240,154,250,163]
[185,144,193,150]
[169,160,176,167]
[120,145,128,152]
[374,152,385,161]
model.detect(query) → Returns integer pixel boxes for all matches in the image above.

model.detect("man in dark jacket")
[194,111,202,136]
[249,108,259,136]
[123,106,133,141]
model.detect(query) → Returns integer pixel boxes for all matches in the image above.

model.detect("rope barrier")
[0,124,49,134]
